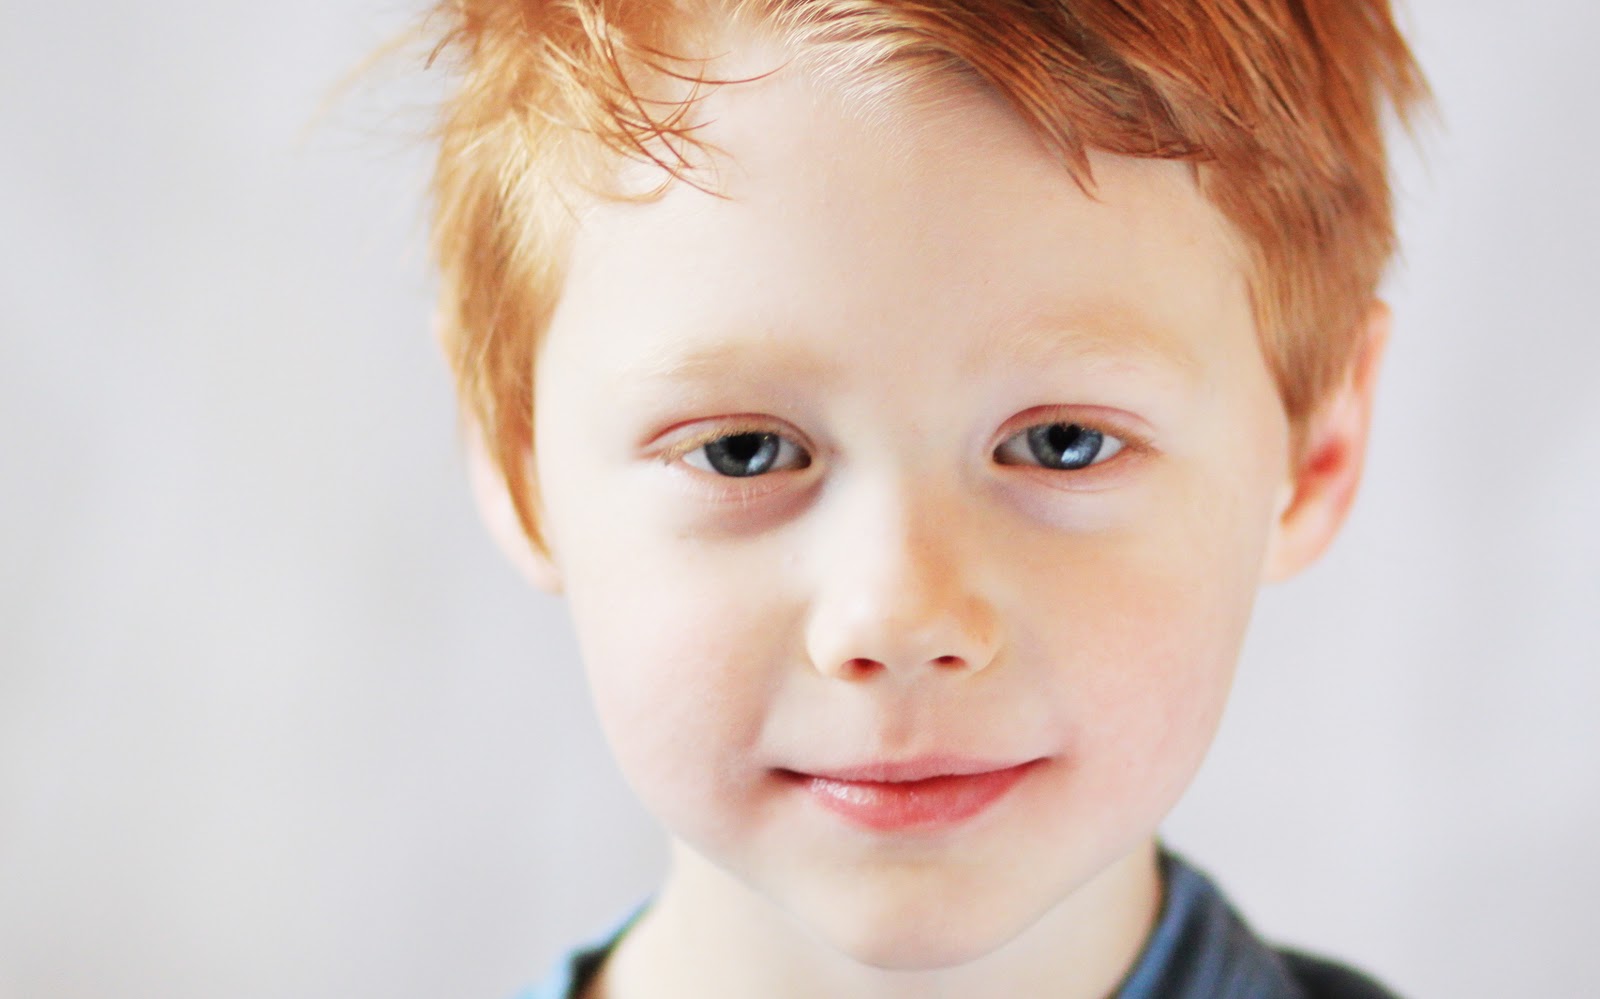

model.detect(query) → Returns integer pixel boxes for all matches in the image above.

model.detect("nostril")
[842,657,883,677]
[827,655,971,677]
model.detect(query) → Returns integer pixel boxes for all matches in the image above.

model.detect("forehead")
[547,53,1252,390]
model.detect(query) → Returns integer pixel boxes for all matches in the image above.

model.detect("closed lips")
[779,759,1043,831]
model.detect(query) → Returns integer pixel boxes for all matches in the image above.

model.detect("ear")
[464,425,564,594]
[1261,302,1391,583]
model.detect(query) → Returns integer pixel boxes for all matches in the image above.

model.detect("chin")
[832,930,1010,973]
[789,875,1039,972]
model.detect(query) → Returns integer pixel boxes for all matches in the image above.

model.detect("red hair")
[418,0,1429,555]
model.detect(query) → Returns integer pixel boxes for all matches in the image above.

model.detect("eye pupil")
[1026,423,1103,470]
[705,432,780,477]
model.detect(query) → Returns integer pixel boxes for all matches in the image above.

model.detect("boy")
[414,1,1428,996]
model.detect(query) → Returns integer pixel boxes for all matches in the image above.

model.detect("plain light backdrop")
[2,1,1596,997]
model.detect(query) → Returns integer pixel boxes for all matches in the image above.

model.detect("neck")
[592,839,1162,999]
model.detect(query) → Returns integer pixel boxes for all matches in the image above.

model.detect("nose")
[803,484,1002,681]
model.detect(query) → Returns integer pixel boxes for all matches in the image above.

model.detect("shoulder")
[510,939,611,999]
[1278,949,1404,999]
[1118,850,1403,999]
[511,901,649,999]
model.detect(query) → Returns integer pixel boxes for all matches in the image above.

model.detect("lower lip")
[784,762,1039,832]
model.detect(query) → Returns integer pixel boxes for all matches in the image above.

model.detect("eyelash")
[658,410,1150,482]
[1008,411,1154,472]
[656,420,807,471]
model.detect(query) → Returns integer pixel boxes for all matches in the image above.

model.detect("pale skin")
[470,45,1388,999]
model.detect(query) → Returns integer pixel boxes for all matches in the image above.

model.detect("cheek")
[1067,569,1243,755]
[561,540,786,829]
[1036,473,1274,814]
[536,423,795,833]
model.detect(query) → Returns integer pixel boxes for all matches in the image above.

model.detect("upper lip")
[783,756,1039,783]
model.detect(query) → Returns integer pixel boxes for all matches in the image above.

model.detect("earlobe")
[464,425,564,594]
[1262,302,1391,583]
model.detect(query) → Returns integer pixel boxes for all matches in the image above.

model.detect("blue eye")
[684,432,810,477]
[994,422,1125,470]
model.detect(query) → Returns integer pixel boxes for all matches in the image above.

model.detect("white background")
[2,1,1596,996]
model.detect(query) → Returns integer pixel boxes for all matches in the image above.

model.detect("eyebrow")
[617,336,844,392]
[619,310,1202,392]
[982,310,1204,381]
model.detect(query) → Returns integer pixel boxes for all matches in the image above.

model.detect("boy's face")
[521,58,1309,967]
